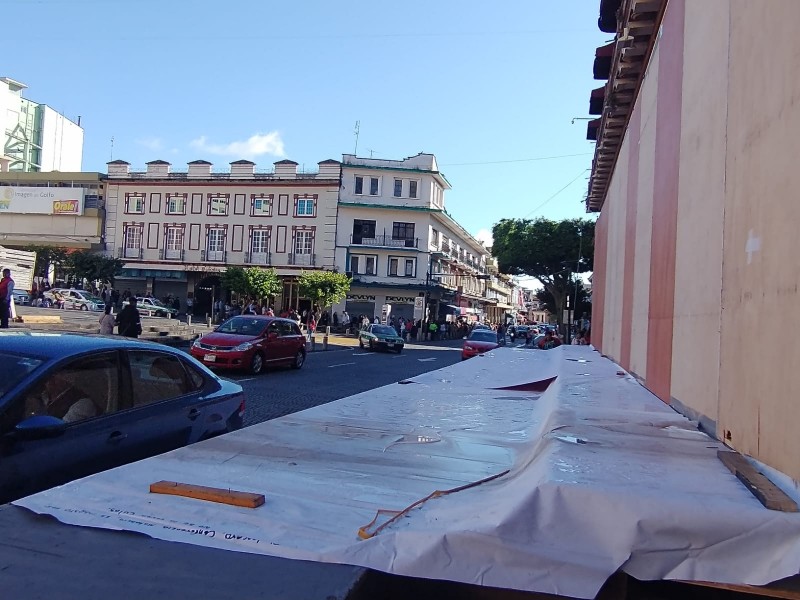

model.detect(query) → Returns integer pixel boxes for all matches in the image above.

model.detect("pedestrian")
[116,296,142,338]
[537,329,563,350]
[186,294,194,315]
[306,313,316,341]
[0,268,15,329]
[172,295,180,314]
[99,304,116,335]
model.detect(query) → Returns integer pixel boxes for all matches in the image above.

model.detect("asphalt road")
[180,339,467,426]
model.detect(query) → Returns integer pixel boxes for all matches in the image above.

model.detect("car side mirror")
[14,415,67,440]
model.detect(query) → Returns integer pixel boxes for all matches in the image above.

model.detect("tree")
[221,266,281,302]
[297,270,351,312]
[492,218,595,324]
[65,250,124,286]
[21,245,69,282]
[535,279,592,322]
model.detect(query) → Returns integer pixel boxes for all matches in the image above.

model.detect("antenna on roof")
[367,149,377,158]
[110,136,114,161]
[353,121,360,155]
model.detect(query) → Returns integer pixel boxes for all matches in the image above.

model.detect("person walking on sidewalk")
[116,296,142,338]
[0,268,14,329]
[99,304,116,335]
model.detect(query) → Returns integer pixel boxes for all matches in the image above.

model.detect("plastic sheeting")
[15,347,800,598]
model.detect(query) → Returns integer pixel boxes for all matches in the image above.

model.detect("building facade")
[587,0,800,480]
[103,159,339,316]
[1,77,84,173]
[334,153,488,324]
[0,171,105,252]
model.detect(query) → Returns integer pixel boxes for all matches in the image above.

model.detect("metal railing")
[246,251,272,265]
[288,253,316,266]
[202,249,226,262]
[119,247,143,259]
[350,235,419,249]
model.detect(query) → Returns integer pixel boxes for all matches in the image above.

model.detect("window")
[354,176,364,195]
[393,179,402,197]
[128,351,192,407]
[252,196,271,216]
[251,229,270,254]
[389,258,398,276]
[365,256,376,275]
[124,225,142,258]
[207,228,225,261]
[125,194,145,214]
[22,352,120,423]
[369,177,379,195]
[409,180,418,199]
[392,222,415,241]
[405,259,414,276]
[165,227,183,260]
[166,195,185,215]
[352,219,376,244]
[294,230,313,255]
[350,256,359,274]
[295,197,315,217]
[208,196,228,216]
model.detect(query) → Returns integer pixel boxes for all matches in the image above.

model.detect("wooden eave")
[587,0,668,212]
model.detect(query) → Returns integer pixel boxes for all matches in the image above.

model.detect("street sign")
[413,296,425,321]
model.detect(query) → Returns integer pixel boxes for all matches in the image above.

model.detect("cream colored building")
[0,171,104,251]
[334,153,488,324]
[103,159,339,315]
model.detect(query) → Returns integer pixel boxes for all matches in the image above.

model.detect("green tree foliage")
[297,270,351,310]
[221,266,281,301]
[535,280,592,322]
[22,245,69,280]
[492,218,595,324]
[66,250,124,285]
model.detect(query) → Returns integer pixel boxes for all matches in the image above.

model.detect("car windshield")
[469,331,498,343]
[372,325,396,336]
[217,317,268,336]
[145,298,166,307]
[0,352,44,398]
[87,296,104,303]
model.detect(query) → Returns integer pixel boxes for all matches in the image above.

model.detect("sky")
[6,0,608,247]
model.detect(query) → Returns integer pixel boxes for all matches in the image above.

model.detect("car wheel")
[291,350,305,369]
[250,352,264,375]
[359,338,364,349]
[80,304,88,311]
[369,340,375,351]
[396,347,403,354]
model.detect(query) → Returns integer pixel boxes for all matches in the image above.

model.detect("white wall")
[40,106,84,171]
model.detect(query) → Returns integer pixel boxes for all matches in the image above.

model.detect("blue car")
[0,332,245,503]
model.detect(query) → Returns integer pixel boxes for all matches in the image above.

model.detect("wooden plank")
[684,579,800,600]
[717,451,798,512]
[150,480,265,508]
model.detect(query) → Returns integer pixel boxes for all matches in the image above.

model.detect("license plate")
[387,342,395,347]
[204,354,217,362]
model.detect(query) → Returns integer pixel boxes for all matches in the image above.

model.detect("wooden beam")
[717,451,798,512]
[150,480,266,508]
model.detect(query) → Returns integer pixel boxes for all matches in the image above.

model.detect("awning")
[593,42,614,80]
[589,87,606,115]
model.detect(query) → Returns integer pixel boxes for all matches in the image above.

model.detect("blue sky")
[6,0,608,243]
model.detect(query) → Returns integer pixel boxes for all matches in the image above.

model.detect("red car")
[461,328,501,360]
[190,316,306,375]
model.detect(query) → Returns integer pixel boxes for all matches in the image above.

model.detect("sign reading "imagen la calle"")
[0,186,85,215]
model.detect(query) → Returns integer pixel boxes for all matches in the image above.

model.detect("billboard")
[0,186,85,215]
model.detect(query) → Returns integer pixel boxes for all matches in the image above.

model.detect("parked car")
[461,328,500,360]
[358,324,405,353]
[11,289,30,305]
[128,297,178,318]
[43,288,105,311]
[190,316,306,374]
[0,332,245,504]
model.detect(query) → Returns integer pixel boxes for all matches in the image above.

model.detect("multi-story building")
[103,158,339,316]
[485,258,513,324]
[335,153,488,323]
[0,171,105,252]
[1,77,84,173]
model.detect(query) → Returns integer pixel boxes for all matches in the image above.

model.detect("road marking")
[238,377,257,382]
[352,352,374,356]
[417,358,437,362]
[392,355,405,359]
[329,362,356,368]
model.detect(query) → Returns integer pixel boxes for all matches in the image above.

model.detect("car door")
[278,320,303,363]
[119,349,211,456]
[0,351,128,503]
[262,320,283,364]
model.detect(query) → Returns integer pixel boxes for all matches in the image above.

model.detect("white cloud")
[475,228,494,248]
[190,132,285,158]
[135,136,163,151]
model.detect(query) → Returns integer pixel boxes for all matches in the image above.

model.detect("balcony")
[202,249,226,262]
[288,253,316,266]
[350,235,419,249]
[119,247,143,260]
[161,249,184,261]
[246,251,272,265]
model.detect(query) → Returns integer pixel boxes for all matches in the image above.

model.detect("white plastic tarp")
[15,347,800,599]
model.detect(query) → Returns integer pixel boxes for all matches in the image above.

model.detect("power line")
[441,153,592,167]
[522,169,589,218]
